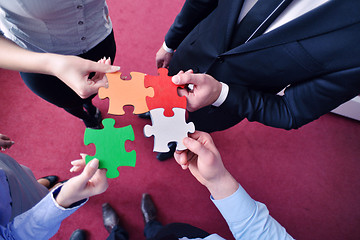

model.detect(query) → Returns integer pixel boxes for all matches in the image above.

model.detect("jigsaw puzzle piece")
[144,68,186,117]
[84,118,136,178]
[143,108,195,152]
[99,72,154,115]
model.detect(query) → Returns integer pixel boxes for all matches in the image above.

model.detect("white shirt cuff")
[212,82,229,107]
[163,41,174,53]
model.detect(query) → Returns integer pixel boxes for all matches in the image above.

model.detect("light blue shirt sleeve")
[212,185,294,240]
[0,186,87,240]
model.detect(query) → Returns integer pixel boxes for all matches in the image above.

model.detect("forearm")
[222,66,360,130]
[223,84,297,129]
[1,186,86,240]
[206,172,239,200]
[0,36,58,75]
[212,185,294,240]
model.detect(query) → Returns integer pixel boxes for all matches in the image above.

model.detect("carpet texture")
[0,0,359,239]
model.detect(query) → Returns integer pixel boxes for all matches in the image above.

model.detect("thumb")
[80,159,99,182]
[88,61,121,74]
[171,74,196,85]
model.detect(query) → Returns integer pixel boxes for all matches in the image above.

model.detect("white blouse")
[0,0,113,55]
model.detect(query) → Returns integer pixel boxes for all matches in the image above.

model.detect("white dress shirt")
[213,0,331,106]
[164,0,331,106]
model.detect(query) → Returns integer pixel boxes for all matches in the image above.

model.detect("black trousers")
[105,220,210,240]
[20,31,116,121]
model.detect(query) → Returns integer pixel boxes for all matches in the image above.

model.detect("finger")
[88,61,120,74]
[70,165,82,173]
[177,87,189,97]
[185,69,194,74]
[90,78,108,89]
[172,73,199,86]
[80,153,87,159]
[188,131,208,142]
[79,159,99,182]
[71,159,83,166]
[174,150,191,169]
[182,137,210,159]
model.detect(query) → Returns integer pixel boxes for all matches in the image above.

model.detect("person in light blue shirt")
[70,131,294,240]
[0,137,108,240]
[139,131,294,239]
[173,131,295,240]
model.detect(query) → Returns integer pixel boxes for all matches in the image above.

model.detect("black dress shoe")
[156,142,176,161]
[40,175,59,189]
[141,193,157,224]
[102,203,120,234]
[69,229,87,240]
[137,111,151,119]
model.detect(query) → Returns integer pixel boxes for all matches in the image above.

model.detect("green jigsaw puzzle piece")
[84,118,136,178]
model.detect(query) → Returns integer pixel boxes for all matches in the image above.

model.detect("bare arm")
[0,36,120,98]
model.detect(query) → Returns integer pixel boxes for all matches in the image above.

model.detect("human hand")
[156,45,173,68]
[0,134,14,151]
[55,157,108,208]
[174,131,238,200]
[48,55,120,99]
[172,71,222,112]
[69,153,87,173]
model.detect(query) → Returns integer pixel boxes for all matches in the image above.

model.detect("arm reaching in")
[174,131,294,239]
[55,158,108,208]
[174,131,238,199]
[0,158,108,240]
[156,44,173,69]
[172,70,223,112]
[0,36,120,99]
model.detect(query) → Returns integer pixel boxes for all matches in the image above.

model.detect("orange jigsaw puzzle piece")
[144,68,186,117]
[99,72,154,115]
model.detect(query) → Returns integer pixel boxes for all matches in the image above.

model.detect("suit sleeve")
[222,67,360,129]
[165,0,218,50]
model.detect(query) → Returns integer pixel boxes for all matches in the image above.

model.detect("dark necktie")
[229,0,293,49]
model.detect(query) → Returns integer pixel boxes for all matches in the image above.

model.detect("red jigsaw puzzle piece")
[144,68,186,117]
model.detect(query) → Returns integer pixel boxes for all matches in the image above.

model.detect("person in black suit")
[156,0,360,134]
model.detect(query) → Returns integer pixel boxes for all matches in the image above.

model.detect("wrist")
[162,41,174,53]
[41,53,60,76]
[212,82,229,107]
[207,173,239,200]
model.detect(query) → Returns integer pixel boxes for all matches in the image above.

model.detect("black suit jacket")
[165,0,360,132]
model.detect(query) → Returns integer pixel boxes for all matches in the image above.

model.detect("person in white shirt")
[0,0,116,129]
[154,0,360,160]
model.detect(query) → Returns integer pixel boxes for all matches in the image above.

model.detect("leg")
[144,220,164,239]
[103,203,129,240]
[106,225,129,240]
[152,222,210,239]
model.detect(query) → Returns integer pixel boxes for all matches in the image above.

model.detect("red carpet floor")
[1,0,360,239]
